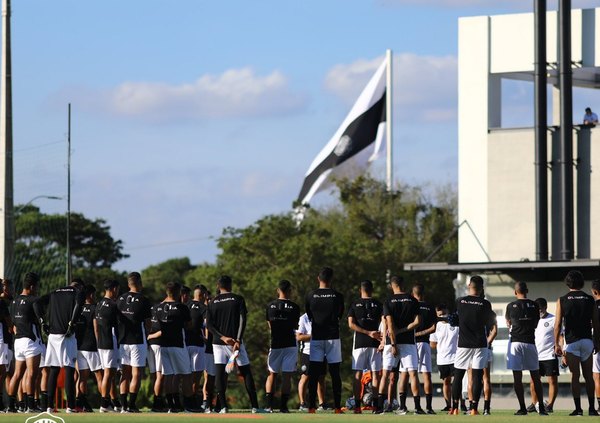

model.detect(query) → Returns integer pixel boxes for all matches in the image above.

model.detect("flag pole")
[386,49,393,192]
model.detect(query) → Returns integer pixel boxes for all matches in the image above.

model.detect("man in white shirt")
[430,304,458,412]
[296,313,326,411]
[527,297,559,413]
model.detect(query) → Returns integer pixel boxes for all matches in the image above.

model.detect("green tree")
[141,257,195,302]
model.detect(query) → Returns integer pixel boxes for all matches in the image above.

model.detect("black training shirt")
[75,303,98,351]
[266,299,301,349]
[383,293,419,345]
[117,291,152,345]
[156,301,190,348]
[305,288,344,341]
[10,294,40,341]
[203,304,213,354]
[0,298,12,347]
[560,290,594,344]
[456,295,496,348]
[148,304,161,347]
[505,299,539,344]
[415,301,437,343]
[36,286,86,335]
[207,292,248,345]
[186,300,206,348]
[95,297,119,350]
[348,297,383,349]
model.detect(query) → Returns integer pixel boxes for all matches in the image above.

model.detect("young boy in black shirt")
[265,280,300,413]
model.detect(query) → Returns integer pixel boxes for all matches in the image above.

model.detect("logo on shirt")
[544,322,550,327]
[25,411,65,423]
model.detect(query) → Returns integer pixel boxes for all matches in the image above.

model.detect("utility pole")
[0,0,14,279]
[66,104,71,283]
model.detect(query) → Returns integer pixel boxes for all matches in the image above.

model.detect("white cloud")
[52,67,308,123]
[325,53,457,122]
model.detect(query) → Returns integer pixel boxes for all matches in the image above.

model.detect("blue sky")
[7,0,600,271]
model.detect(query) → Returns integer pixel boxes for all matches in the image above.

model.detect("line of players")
[1,267,600,415]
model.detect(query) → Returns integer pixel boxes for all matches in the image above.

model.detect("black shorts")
[438,364,454,379]
[539,358,559,377]
[301,353,327,375]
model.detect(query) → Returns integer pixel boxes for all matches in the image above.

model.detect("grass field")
[0,409,589,423]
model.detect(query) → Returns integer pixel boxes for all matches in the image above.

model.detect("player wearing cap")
[527,297,558,413]
[449,275,496,416]
[74,284,102,412]
[95,279,121,413]
[34,277,86,413]
[430,303,458,412]
[7,273,42,413]
[186,285,207,410]
[207,275,262,414]
[555,270,598,416]
[411,283,437,414]
[116,272,152,413]
[264,280,300,413]
[348,280,382,414]
[505,282,546,415]
[305,267,344,414]
[149,282,197,413]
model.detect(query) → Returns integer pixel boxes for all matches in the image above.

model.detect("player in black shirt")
[411,283,437,414]
[450,275,496,416]
[505,282,546,415]
[7,273,42,413]
[382,275,422,414]
[264,280,300,413]
[74,284,102,412]
[116,272,152,412]
[186,285,207,410]
[0,278,13,411]
[35,277,86,413]
[347,280,382,413]
[146,302,165,412]
[95,279,121,413]
[554,270,598,416]
[201,287,216,412]
[305,267,344,414]
[207,275,262,413]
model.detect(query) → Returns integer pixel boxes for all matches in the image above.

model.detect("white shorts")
[188,345,206,372]
[0,343,12,366]
[45,334,78,368]
[14,337,43,361]
[161,347,191,376]
[352,347,382,372]
[147,344,162,374]
[416,342,432,373]
[507,342,539,371]
[383,345,399,370]
[205,352,216,376]
[454,347,489,370]
[77,350,102,372]
[98,348,120,369]
[565,339,594,362]
[397,344,418,372]
[120,343,147,367]
[268,347,298,373]
[39,343,48,368]
[213,343,250,366]
[309,339,342,364]
[594,353,600,373]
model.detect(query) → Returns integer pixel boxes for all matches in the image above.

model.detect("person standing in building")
[583,107,599,126]
[554,270,598,416]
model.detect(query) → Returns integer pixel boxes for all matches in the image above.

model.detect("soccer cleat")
[280,408,290,413]
[127,406,141,413]
[334,408,344,414]
[66,408,78,414]
[203,408,211,414]
[298,403,308,412]
[252,408,268,414]
[448,408,459,415]
[469,409,480,415]
[219,407,228,414]
[441,406,451,412]
[539,409,549,416]
[589,409,599,416]
[264,407,273,413]
[545,403,553,413]
[308,408,316,414]
[353,408,362,414]
[569,409,583,416]
[414,408,426,415]
[514,409,528,416]
[225,350,239,374]
[395,408,408,415]
[483,409,491,415]
[526,403,536,413]
[426,408,436,415]
[99,406,114,413]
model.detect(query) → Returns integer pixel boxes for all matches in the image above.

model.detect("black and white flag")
[297,58,387,206]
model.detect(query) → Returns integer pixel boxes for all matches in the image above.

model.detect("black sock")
[414,395,422,410]
[470,400,479,411]
[484,399,491,410]
[27,395,35,410]
[40,391,48,410]
[165,394,174,408]
[597,398,600,410]
[399,392,407,409]
[112,398,122,408]
[426,394,432,410]
[377,395,385,411]
[281,394,289,411]
[575,397,582,411]
[101,397,110,408]
[8,395,16,409]
[266,392,273,409]
[173,394,182,410]
[239,364,259,409]
[445,397,451,408]
[588,394,596,411]
[120,393,128,410]
[129,392,138,409]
